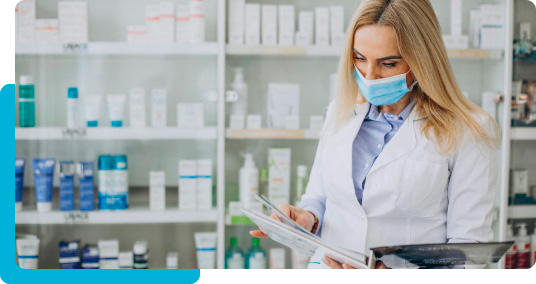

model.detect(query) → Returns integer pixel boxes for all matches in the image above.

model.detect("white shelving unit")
[15,42,219,56]
[15,127,218,140]
[15,0,522,270]
[507,206,536,219]
[510,128,536,140]
[15,208,218,225]
[227,45,503,59]
[226,128,320,140]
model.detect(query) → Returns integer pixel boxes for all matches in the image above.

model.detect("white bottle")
[515,223,531,269]
[231,68,248,116]
[67,87,78,128]
[531,222,536,267]
[239,154,259,210]
[505,223,517,269]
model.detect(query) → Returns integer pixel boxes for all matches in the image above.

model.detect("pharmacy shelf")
[446,49,503,59]
[507,205,536,219]
[510,128,536,140]
[226,45,343,56]
[15,127,218,140]
[226,128,321,140]
[15,42,219,55]
[15,208,218,225]
[226,45,503,59]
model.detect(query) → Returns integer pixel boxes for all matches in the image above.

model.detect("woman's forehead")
[353,25,400,57]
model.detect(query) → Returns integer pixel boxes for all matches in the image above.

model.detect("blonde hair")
[334,0,499,154]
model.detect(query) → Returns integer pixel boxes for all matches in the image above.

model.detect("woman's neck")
[378,93,412,116]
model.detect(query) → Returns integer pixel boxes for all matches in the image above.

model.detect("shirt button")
[377,144,382,149]
[364,163,369,168]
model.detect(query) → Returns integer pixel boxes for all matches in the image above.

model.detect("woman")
[251,0,499,269]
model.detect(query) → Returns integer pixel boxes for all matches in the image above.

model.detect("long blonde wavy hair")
[334,0,499,154]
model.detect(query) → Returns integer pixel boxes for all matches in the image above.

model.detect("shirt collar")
[366,100,415,122]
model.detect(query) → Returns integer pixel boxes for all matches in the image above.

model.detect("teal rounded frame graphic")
[1,84,200,283]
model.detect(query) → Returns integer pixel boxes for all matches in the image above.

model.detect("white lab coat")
[302,101,497,269]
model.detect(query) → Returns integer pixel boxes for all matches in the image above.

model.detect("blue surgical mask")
[353,66,418,106]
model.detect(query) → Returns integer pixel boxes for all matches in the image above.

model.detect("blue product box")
[78,162,95,211]
[58,240,81,269]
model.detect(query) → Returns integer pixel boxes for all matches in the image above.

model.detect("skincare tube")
[33,158,56,212]
[84,96,102,127]
[15,158,25,211]
[194,232,217,269]
[16,238,40,269]
[106,95,126,127]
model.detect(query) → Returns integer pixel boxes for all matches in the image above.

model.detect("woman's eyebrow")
[353,48,402,61]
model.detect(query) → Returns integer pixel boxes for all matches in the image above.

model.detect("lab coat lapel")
[367,110,418,176]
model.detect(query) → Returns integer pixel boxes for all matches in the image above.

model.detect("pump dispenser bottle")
[515,223,530,269]
[230,68,248,116]
[239,153,259,211]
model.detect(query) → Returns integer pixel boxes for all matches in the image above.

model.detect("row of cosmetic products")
[15,156,127,212]
[16,0,88,44]
[229,148,308,218]
[63,240,150,269]
[16,233,217,269]
[227,68,325,130]
[443,0,504,49]
[128,0,206,44]
[228,0,345,47]
[17,76,213,129]
[504,223,536,269]
[225,237,310,269]
[16,238,151,269]
[509,169,536,205]
[15,157,214,212]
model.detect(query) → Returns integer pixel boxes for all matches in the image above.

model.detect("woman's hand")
[250,204,316,238]
[322,257,390,269]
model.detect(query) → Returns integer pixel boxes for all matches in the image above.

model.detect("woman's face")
[353,25,415,86]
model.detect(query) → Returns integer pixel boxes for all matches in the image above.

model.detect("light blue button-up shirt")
[352,101,415,205]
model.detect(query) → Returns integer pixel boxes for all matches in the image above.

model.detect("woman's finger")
[342,263,356,269]
[322,257,344,269]
[375,261,390,269]
[249,230,268,238]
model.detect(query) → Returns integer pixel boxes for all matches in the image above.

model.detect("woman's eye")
[383,63,397,68]
[354,57,366,62]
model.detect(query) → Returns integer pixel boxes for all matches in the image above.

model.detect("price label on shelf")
[63,212,90,224]
[62,43,88,54]
[62,128,87,139]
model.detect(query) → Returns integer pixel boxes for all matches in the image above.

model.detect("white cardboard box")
[262,5,277,46]
[245,4,261,45]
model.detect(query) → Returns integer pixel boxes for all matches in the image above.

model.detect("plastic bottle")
[67,87,78,128]
[239,154,259,210]
[505,223,517,269]
[19,75,35,127]
[133,241,149,269]
[230,68,248,116]
[225,237,245,269]
[515,223,530,269]
[97,155,115,210]
[531,222,536,267]
[245,238,266,269]
[295,165,308,205]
